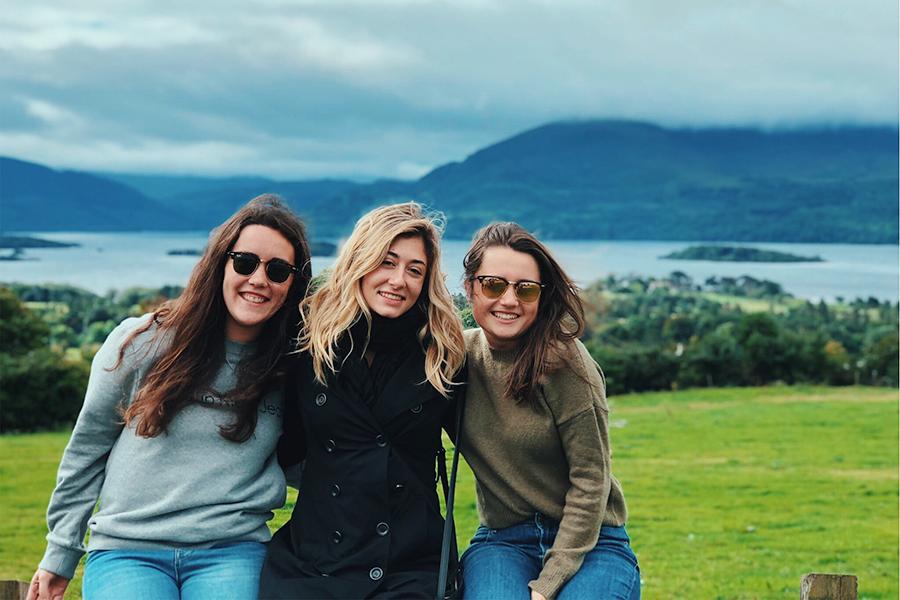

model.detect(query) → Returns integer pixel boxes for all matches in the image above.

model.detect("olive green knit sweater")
[460,328,629,600]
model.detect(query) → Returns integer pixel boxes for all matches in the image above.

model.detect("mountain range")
[1,120,897,242]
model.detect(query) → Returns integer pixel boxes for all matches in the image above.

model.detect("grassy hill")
[1,386,896,599]
[4,120,897,242]
[0,157,188,231]
[385,121,900,242]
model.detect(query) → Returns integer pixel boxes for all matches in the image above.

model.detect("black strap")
[436,366,467,600]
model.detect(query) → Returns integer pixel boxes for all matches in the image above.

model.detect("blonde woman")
[260,202,466,599]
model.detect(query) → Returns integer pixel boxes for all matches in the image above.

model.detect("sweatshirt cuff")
[39,541,83,580]
[529,571,568,600]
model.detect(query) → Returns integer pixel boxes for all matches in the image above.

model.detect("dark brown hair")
[463,222,585,406]
[118,194,312,442]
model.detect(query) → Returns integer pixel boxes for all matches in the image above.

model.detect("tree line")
[578,274,898,394]
[1,274,897,432]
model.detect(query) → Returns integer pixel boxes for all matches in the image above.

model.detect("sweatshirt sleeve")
[38,318,147,579]
[529,351,611,600]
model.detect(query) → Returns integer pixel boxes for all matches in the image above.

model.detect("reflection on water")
[1,232,897,302]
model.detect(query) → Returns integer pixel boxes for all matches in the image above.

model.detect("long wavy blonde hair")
[299,202,465,396]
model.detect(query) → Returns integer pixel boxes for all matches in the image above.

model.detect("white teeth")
[493,312,518,321]
[241,293,267,304]
[380,291,403,301]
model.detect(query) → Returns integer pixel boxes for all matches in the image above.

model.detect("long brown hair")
[463,222,585,406]
[119,194,312,442]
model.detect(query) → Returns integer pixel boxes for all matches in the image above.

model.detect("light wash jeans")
[460,514,640,600]
[83,541,267,600]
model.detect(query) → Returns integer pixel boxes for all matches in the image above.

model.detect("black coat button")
[392,483,405,493]
[315,393,327,407]
[330,484,341,497]
[410,404,423,414]
[375,434,387,447]
[325,439,336,453]
[369,567,383,581]
[332,530,342,544]
[376,522,390,536]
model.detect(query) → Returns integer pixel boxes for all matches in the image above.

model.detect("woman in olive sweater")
[459,223,639,600]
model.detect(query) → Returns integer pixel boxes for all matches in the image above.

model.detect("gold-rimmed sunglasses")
[471,275,545,303]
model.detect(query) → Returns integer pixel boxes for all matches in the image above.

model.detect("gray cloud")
[0,0,896,178]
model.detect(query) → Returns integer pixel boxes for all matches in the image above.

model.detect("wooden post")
[0,580,29,600]
[801,573,857,600]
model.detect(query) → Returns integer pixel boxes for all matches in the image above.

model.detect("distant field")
[1,386,896,599]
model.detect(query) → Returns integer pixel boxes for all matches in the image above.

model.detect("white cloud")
[239,15,421,76]
[22,98,86,129]
[0,6,219,51]
[0,0,895,177]
[0,133,256,174]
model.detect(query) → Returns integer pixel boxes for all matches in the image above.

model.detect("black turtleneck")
[344,306,427,407]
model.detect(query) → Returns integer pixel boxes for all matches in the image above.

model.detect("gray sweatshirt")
[39,315,286,579]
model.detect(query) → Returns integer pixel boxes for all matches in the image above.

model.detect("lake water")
[1,232,898,302]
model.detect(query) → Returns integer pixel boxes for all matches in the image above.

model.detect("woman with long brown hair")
[458,222,640,600]
[260,202,466,599]
[27,194,312,600]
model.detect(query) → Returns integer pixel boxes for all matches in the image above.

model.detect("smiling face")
[361,235,428,319]
[468,245,541,350]
[222,224,296,342]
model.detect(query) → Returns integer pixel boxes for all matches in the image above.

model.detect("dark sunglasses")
[226,251,298,284]
[472,275,545,303]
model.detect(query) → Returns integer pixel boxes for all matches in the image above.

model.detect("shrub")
[0,290,90,432]
[0,348,90,432]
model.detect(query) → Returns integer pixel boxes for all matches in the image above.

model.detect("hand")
[26,568,69,600]
[531,590,547,600]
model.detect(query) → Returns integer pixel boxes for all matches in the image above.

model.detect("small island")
[661,245,824,263]
[309,241,337,257]
[0,235,79,249]
[0,235,79,261]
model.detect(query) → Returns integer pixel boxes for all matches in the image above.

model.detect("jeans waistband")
[532,513,630,543]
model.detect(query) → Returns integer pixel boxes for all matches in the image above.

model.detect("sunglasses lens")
[232,253,259,276]
[480,277,509,299]
[516,282,542,303]
[266,261,293,284]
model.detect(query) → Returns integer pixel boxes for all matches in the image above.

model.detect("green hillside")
[2,386,896,599]
[4,120,898,242]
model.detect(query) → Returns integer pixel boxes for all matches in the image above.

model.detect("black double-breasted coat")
[260,336,461,599]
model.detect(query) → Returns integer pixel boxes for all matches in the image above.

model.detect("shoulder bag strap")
[436,363,467,600]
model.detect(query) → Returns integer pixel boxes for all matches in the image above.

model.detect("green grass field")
[1,386,896,599]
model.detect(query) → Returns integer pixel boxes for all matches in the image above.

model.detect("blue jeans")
[83,542,268,600]
[460,515,640,600]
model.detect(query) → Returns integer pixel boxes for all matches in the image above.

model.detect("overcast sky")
[1,0,897,179]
